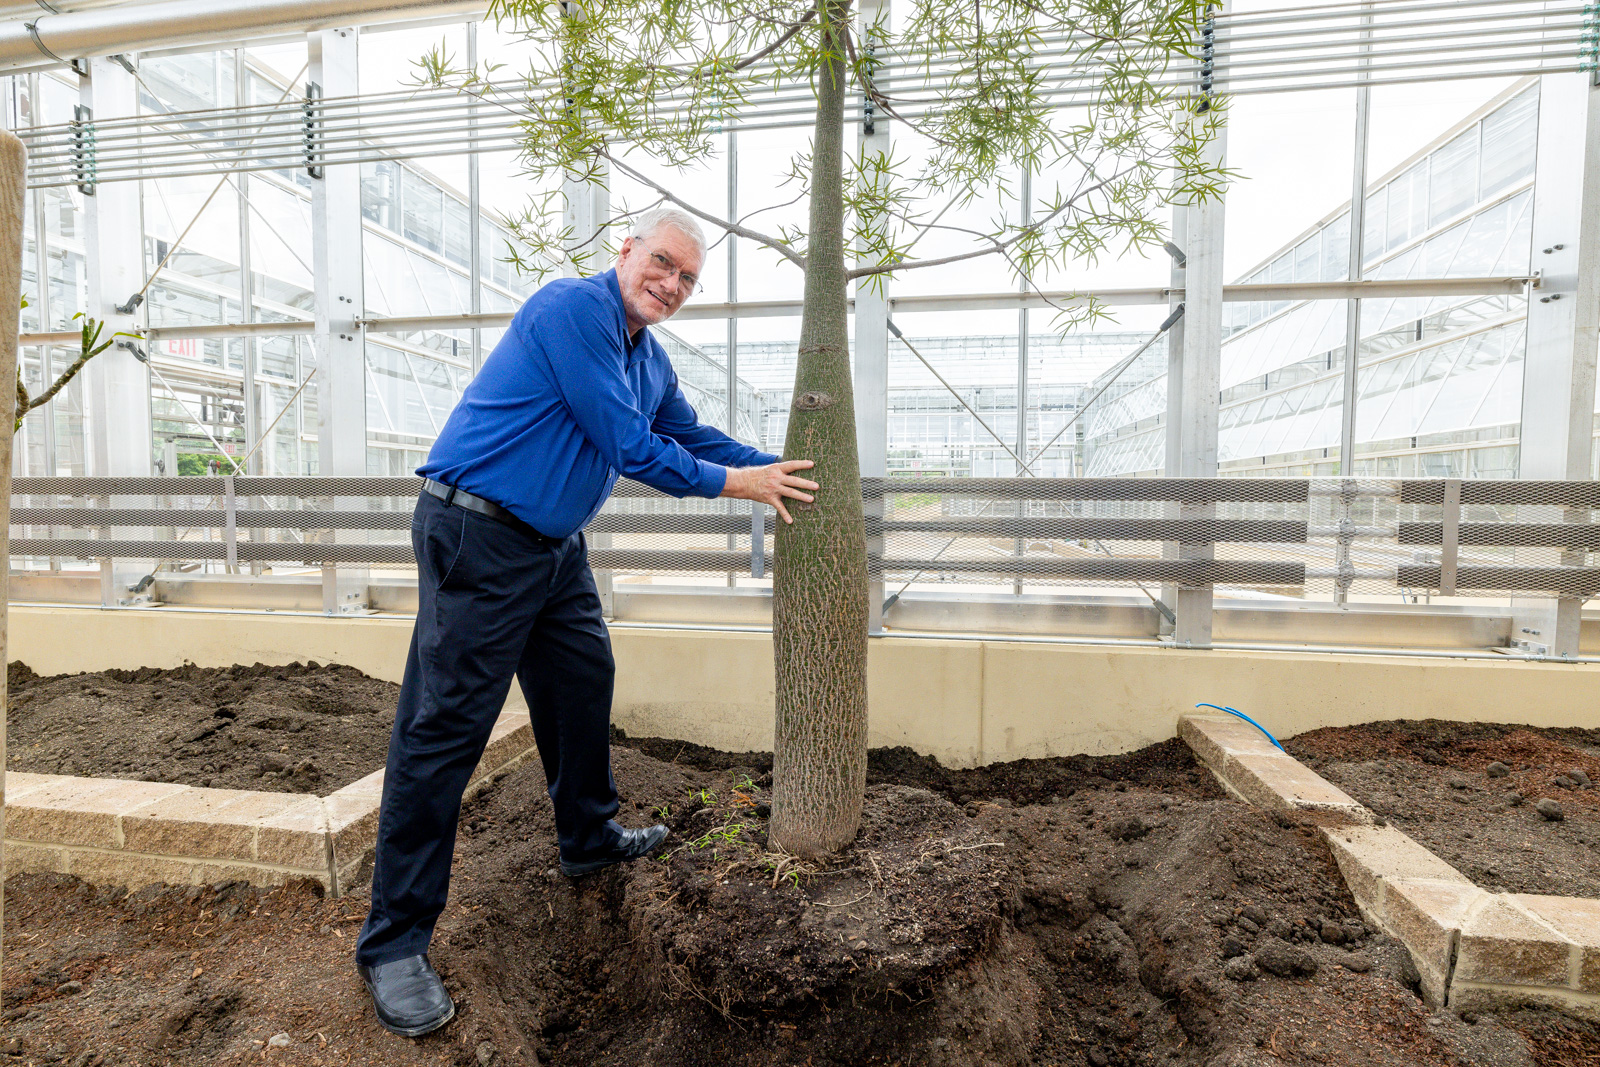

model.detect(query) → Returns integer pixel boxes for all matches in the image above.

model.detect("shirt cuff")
[697,461,729,499]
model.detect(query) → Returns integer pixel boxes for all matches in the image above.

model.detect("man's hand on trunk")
[720,460,818,524]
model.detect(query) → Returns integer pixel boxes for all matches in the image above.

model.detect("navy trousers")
[356,490,621,966]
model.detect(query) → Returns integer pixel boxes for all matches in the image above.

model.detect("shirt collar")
[601,268,654,367]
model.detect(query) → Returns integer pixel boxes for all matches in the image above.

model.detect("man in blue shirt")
[355,207,818,1037]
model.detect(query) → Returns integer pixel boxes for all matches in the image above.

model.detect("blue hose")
[1194,703,1285,752]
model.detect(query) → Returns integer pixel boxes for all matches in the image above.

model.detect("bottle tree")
[424,0,1225,858]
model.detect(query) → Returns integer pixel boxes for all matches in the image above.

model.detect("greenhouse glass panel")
[1428,127,1479,227]
[1321,212,1350,281]
[1363,188,1386,265]
[1480,85,1539,198]
[365,235,428,316]
[1451,193,1516,275]
[401,168,444,254]
[443,198,473,268]
[1385,162,1428,253]
[362,162,401,231]
[1421,217,1469,278]
[1293,234,1320,281]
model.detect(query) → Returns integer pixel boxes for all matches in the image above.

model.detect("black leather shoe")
[357,954,456,1037]
[560,824,670,877]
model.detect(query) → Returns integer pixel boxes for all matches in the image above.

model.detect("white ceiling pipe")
[0,1,135,21]
[0,0,487,74]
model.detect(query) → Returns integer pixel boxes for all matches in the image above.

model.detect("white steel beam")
[466,20,483,376]
[560,162,608,278]
[1160,203,1187,638]
[79,57,150,481]
[1166,56,1228,649]
[13,276,1541,349]
[856,0,891,633]
[79,56,154,605]
[1511,73,1600,658]
[0,0,485,74]
[1338,2,1373,478]
[310,27,368,613]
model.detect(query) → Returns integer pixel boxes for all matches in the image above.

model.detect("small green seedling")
[690,787,717,805]
[687,822,747,851]
[652,803,671,820]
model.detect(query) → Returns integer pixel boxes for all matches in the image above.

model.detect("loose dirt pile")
[1288,720,1600,898]
[5,661,398,794]
[7,733,1591,1066]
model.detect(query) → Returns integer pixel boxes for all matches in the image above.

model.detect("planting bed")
[6,733,1595,1066]
[1287,720,1600,899]
[6,662,399,794]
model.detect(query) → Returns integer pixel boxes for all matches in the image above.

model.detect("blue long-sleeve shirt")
[419,269,779,537]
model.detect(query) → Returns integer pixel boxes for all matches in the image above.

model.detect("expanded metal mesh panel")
[589,549,768,572]
[1398,522,1600,549]
[10,477,425,496]
[587,513,765,536]
[9,538,419,566]
[9,476,1600,602]
[870,557,1307,584]
[862,477,1313,502]
[1395,566,1600,597]
[1399,480,1600,507]
[870,518,1309,542]
[10,508,414,531]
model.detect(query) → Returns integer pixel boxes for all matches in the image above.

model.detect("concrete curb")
[1180,713,1600,1021]
[2,708,535,897]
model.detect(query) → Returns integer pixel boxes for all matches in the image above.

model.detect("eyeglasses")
[638,242,703,295]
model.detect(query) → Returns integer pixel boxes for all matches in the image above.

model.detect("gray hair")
[630,206,708,261]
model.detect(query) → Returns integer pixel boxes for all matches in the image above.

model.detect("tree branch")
[849,157,1141,279]
[15,335,105,430]
[728,7,818,72]
[601,147,807,269]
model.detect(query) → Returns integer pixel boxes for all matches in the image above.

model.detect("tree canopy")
[423,0,1225,312]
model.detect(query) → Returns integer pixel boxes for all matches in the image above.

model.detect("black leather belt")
[421,479,563,545]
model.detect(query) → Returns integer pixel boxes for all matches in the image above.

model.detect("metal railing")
[11,476,1600,607]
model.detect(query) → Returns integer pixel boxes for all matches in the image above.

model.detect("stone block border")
[2,708,535,897]
[1180,713,1600,1021]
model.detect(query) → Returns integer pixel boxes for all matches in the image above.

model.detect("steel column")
[309,26,368,613]
[466,18,483,375]
[1511,74,1600,657]
[235,49,261,476]
[79,56,155,605]
[1014,166,1031,595]
[80,57,150,480]
[857,0,890,633]
[28,69,57,479]
[1338,4,1373,478]
[1167,86,1228,648]
[1160,204,1187,637]
[559,163,608,278]
[726,127,741,588]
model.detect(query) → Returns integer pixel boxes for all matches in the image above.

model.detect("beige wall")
[12,605,1600,768]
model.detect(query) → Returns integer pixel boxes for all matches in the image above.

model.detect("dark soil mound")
[1289,720,1600,897]
[3,735,1587,1066]
[6,660,399,793]
[616,733,1216,805]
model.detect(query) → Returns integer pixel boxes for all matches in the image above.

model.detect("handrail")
[10,476,1600,597]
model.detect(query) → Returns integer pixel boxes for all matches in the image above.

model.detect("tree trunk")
[769,1,870,859]
[0,131,27,978]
